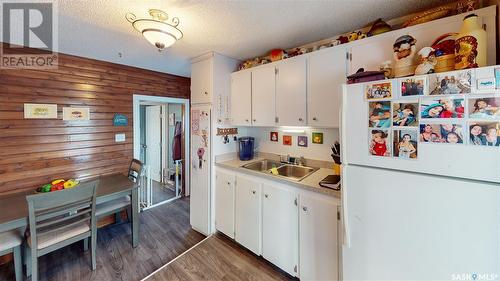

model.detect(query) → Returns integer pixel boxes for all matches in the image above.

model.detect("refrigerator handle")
[340,84,351,248]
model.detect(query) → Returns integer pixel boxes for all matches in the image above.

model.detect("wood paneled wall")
[0,47,190,195]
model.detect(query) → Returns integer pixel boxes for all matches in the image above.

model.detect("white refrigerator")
[190,105,211,235]
[340,80,500,280]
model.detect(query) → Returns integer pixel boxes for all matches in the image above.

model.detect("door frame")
[133,94,191,200]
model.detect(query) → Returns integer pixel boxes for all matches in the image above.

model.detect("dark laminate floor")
[147,233,295,281]
[152,180,176,205]
[0,197,205,281]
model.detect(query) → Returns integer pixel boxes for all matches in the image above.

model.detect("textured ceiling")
[55,0,450,77]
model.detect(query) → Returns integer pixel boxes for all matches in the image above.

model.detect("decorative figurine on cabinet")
[379,60,393,79]
[431,33,456,73]
[393,35,417,77]
[455,14,486,70]
[415,47,437,75]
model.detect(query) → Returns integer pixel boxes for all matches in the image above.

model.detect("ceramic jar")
[454,14,486,69]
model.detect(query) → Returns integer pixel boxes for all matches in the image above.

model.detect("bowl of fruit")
[36,179,80,193]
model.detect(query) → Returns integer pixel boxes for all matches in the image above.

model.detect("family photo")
[368,101,391,128]
[392,102,419,126]
[365,82,392,100]
[419,123,464,144]
[420,98,465,119]
[468,97,500,119]
[400,76,426,96]
[429,70,472,95]
[469,122,500,146]
[369,129,391,157]
[393,129,418,159]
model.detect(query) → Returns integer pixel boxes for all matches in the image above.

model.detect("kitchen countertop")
[216,157,341,198]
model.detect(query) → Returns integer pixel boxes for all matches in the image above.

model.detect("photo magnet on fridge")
[368,101,391,128]
[399,75,427,97]
[428,69,472,95]
[392,101,419,127]
[393,129,418,159]
[419,123,464,144]
[369,129,391,157]
[468,97,500,120]
[365,82,392,100]
[468,122,500,146]
[420,97,465,119]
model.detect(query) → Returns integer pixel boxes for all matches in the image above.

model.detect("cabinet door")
[276,56,307,126]
[299,193,340,281]
[308,48,347,128]
[230,71,252,126]
[215,169,235,238]
[251,65,276,126]
[234,174,261,255]
[262,183,298,276]
[191,59,212,104]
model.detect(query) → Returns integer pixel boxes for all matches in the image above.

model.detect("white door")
[235,174,261,255]
[145,105,162,182]
[251,65,276,126]
[299,193,340,281]
[308,48,347,128]
[230,71,252,126]
[190,106,211,235]
[275,56,307,126]
[191,59,212,104]
[262,183,298,276]
[215,169,235,238]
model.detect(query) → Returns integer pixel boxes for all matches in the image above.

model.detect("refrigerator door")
[341,83,500,183]
[190,105,211,235]
[342,165,500,280]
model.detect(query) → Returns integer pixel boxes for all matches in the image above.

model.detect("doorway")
[133,95,190,210]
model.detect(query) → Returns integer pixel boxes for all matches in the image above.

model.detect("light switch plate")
[115,133,125,142]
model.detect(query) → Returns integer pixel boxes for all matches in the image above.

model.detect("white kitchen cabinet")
[230,71,252,126]
[234,174,261,255]
[276,56,307,126]
[308,48,347,128]
[215,169,235,238]
[191,58,212,104]
[299,192,340,281]
[262,183,298,276]
[251,65,276,126]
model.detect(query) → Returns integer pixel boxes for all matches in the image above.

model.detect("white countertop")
[216,157,341,198]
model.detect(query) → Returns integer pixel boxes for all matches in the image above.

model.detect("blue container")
[238,137,255,161]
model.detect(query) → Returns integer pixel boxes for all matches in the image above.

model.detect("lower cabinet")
[234,174,261,255]
[262,183,299,276]
[299,192,340,281]
[215,169,235,238]
[215,168,340,280]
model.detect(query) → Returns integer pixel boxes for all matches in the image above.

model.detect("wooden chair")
[96,159,142,222]
[26,181,98,281]
[0,229,23,281]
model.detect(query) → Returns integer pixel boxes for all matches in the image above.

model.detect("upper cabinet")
[230,71,252,126]
[276,56,307,126]
[191,58,212,104]
[308,48,347,128]
[251,65,277,126]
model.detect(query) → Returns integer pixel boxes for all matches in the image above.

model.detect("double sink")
[242,159,318,181]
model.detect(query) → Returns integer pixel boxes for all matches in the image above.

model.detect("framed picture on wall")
[24,103,58,119]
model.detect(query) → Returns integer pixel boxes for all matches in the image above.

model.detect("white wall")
[246,127,339,162]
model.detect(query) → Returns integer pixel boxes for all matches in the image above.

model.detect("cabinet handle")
[264,194,269,198]
[299,118,303,122]
[245,119,249,122]
[253,119,256,122]
[227,182,231,185]
[204,91,208,95]
[252,190,256,194]
[302,206,308,212]
[313,117,317,121]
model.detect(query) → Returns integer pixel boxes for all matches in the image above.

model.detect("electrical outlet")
[115,133,126,142]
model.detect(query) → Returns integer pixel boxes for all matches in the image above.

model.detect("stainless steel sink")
[242,159,317,181]
[242,159,281,172]
[276,164,318,181]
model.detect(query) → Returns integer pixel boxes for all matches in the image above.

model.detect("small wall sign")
[63,107,90,121]
[24,103,58,119]
[113,114,128,126]
[283,135,292,146]
[298,136,308,147]
[312,132,324,144]
[270,131,278,142]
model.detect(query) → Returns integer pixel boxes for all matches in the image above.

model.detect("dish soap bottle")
[454,14,486,69]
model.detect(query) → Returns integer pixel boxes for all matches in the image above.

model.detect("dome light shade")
[126,9,183,51]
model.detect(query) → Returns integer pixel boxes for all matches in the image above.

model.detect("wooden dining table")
[0,174,140,248]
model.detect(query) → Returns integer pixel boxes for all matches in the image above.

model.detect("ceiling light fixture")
[126,9,183,52]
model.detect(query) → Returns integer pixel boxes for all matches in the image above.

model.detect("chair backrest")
[128,159,143,182]
[26,181,98,249]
